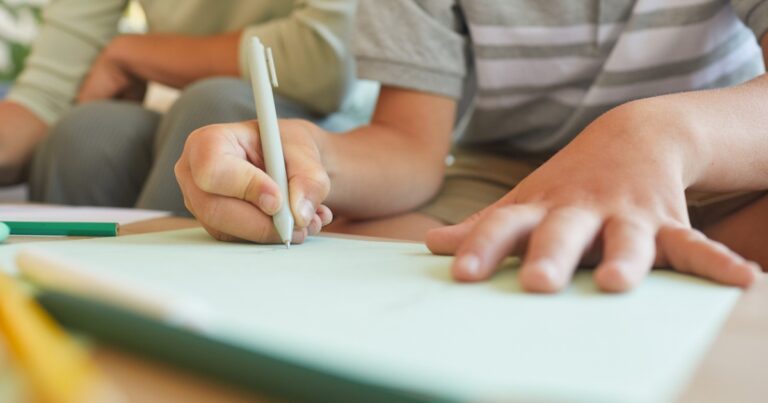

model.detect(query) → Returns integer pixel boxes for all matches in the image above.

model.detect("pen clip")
[266,47,279,88]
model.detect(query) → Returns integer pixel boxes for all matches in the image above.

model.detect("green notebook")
[0,229,740,402]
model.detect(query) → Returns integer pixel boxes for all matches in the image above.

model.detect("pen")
[247,37,294,247]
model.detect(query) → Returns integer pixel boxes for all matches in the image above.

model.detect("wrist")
[595,98,706,189]
[104,35,139,76]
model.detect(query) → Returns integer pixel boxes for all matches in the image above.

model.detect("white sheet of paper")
[0,204,170,225]
[0,229,740,402]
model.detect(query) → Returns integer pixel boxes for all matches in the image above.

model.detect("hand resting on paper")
[426,101,762,293]
[175,119,332,244]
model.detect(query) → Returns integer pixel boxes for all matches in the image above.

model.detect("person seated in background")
[0,0,370,215]
[176,0,768,293]
[0,0,42,101]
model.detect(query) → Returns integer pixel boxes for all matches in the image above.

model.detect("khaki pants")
[419,148,766,228]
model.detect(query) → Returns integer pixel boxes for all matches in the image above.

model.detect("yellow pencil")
[0,271,122,403]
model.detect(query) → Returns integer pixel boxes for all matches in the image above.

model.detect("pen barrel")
[248,38,294,243]
[3,221,118,237]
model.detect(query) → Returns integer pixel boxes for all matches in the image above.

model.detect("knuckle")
[282,118,317,134]
[242,174,261,201]
[609,215,651,234]
[301,171,331,198]
[190,124,223,141]
[682,228,707,243]
[490,206,520,223]
[201,198,224,226]
[703,239,733,256]
[661,224,691,237]
[251,225,274,243]
[189,154,222,193]
[186,126,209,146]
[173,160,184,180]
[550,205,596,222]
[182,197,194,215]
[206,227,236,243]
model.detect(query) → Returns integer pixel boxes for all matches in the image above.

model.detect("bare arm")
[100,32,241,89]
[322,87,455,217]
[0,101,47,185]
[80,0,356,114]
[614,34,768,192]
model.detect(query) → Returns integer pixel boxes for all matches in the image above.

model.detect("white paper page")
[0,204,170,225]
[1,229,740,402]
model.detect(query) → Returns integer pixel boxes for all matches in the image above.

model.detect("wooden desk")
[679,274,768,403]
[14,217,768,402]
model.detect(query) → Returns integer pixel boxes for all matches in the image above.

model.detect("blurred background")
[0,0,47,99]
[0,1,152,202]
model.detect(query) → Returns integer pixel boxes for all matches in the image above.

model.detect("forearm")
[109,33,241,88]
[319,87,454,218]
[320,125,449,218]
[0,101,49,184]
[628,74,768,192]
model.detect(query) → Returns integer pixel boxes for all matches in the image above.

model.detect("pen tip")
[284,241,291,249]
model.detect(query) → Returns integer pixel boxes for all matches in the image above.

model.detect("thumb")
[426,192,518,255]
[426,212,483,255]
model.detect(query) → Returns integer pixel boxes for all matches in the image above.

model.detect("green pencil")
[2,222,118,237]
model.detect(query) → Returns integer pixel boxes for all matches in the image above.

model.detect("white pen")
[248,37,294,247]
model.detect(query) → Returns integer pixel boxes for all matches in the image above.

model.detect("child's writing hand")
[426,102,761,292]
[175,119,332,243]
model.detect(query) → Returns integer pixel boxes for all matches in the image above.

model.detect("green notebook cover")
[36,290,436,403]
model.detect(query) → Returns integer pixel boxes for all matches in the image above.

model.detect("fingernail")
[258,194,279,215]
[522,260,560,292]
[291,228,307,243]
[299,199,314,226]
[456,254,481,278]
[536,261,559,283]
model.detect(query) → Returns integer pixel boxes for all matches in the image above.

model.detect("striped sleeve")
[354,0,467,99]
[732,0,768,42]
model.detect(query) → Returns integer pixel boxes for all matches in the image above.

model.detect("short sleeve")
[354,0,467,99]
[732,0,768,43]
[238,0,358,115]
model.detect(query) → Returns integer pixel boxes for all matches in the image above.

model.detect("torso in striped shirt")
[458,0,765,153]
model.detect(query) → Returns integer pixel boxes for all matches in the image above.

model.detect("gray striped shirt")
[355,0,767,153]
